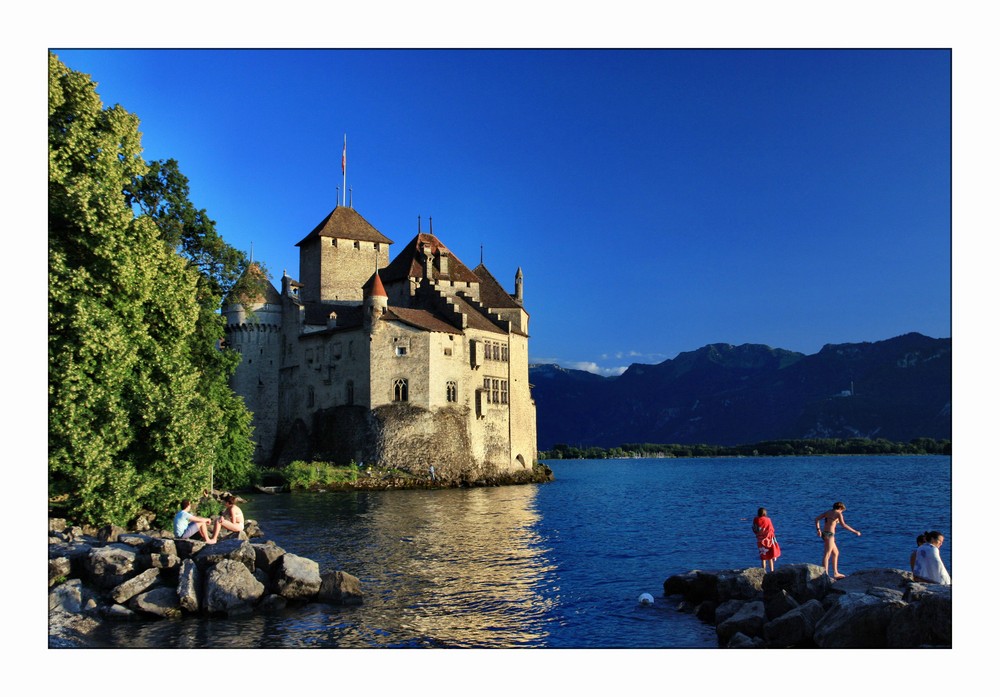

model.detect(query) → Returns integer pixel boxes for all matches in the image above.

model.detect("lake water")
[96,455,951,649]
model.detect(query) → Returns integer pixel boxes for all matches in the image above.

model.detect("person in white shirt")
[912,530,951,585]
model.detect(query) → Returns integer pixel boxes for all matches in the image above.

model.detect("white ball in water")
[638,593,654,606]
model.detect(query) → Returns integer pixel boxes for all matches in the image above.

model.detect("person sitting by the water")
[173,499,217,543]
[752,507,781,572]
[912,530,951,585]
[210,493,245,540]
[909,533,927,573]
[814,501,861,579]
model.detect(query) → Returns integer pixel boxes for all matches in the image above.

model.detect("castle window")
[501,380,508,404]
[501,344,509,362]
[483,377,491,403]
[346,380,354,405]
[443,347,452,357]
[332,342,342,360]
[331,238,338,247]
[375,243,381,252]
[491,379,500,404]
[354,240,360,250]
[393,378,408,402]
[446,381,457,402]
[396,346,408,356]
[308,386,315,408]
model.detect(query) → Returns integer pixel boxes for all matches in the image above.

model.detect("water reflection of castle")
[365,486,556,646]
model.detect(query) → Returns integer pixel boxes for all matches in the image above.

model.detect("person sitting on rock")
[211,493,245,540]
[173,499,217,543]
[912,530,951,585]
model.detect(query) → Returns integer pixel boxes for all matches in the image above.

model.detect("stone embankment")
[48,517,362,647]
[664,564,951,648]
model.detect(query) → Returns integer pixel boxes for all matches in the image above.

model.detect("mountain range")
[529,332,951,449]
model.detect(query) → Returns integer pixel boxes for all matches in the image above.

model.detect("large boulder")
[252,541,287,576]
[49,579,96,615]
[150,538,177,557]
[110,567,161,604]
[173,538,208,559]
[117,533,156,552]
[764,589,800,620]
[663,568,763,604]
[317,571,363,605]
[49,557,72,588]
[49,540,93,578]
[194,538,256,573]
[131,586,182,619]
[827,568,913,595]
[763,599,825,647]
[717,600,766,645]
[97,524,127,544]
[274,554,322,600]
[176,559,201,613]
[203,559,265,615]
[887,585,951,647]
[813,592,908,648]
[84,543,143,589]
[761,563,832,603]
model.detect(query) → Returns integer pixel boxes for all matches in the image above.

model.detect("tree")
[48,53,254,524]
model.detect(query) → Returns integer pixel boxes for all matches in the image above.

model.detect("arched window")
[393,378,408,402]
[346,380,355,405]
[446,381,457,402]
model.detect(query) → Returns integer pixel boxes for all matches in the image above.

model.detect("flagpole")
[342,133,347,207]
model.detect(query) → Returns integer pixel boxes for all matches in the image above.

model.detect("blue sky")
[51,48,951,376]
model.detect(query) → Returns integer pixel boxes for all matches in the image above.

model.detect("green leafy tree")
[48,53,252,524]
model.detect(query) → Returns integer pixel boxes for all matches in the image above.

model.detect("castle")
[222,205,537,481]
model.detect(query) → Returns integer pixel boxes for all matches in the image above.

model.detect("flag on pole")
[342,134,346,175]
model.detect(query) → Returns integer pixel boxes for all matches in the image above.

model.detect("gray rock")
[813,592,908,648]
[274,553,322,600]
[149,553,182,575]
[177,559,201,613]
[97,523,127,543]
[258,594,288,612]
[49,557,72,588]
[110,567,160,604]
[104,603,139,621]
[714,568,765,602]
[761,563,832,603]
[173,538,207,559]
[117,533,156,551]
[727,631,765,648]
[887,586,952,647]
[203,559,265,615]
[694,600,717,623]
[49,518,68,534]
[317,571,363,606]
[131,509,157,532]
[150,538,177,556]
[764,588,800,620]
[131,586,182,619]
[245,519,264,538]
[49,578,85,614]
[828,568,913,595]
[763,599,825,647]
[84,543,141,589]
[194,538,256,572]
[663,570,713,601]
[48,610,101,647]
[714,599,745,625]
[252,540,286,575]
[717,600,766,644]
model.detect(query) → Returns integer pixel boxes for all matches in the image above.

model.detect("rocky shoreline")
[48,516,361,648]
[664,564,951,648]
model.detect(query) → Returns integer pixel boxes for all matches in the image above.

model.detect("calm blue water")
[97,455,950,648]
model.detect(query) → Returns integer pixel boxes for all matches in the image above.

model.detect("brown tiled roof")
[368,270,387,298]
[472,263,520,309]
[296,206,394,247]
[450,294,507,335]
[380,232,481,285]
[382,307,462,334]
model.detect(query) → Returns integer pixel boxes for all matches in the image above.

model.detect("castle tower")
[364,270,388,330]
[222,263,284,464]
[514,267,523,305]
[295,206,393,306]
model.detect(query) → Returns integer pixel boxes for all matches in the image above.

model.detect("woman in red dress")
[752,507,781,572]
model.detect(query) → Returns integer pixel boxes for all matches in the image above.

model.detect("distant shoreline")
[539,437,950,460]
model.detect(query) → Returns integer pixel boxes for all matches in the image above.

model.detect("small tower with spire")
[364,269,388,330]
[514,267,524,305]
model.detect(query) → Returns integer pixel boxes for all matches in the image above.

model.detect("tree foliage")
[48,53,257,525]
[540,438,951,460]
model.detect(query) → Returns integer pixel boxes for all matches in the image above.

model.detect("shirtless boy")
[814,502,861,579]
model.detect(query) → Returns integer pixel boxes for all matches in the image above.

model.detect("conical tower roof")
[296,206,393,247]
